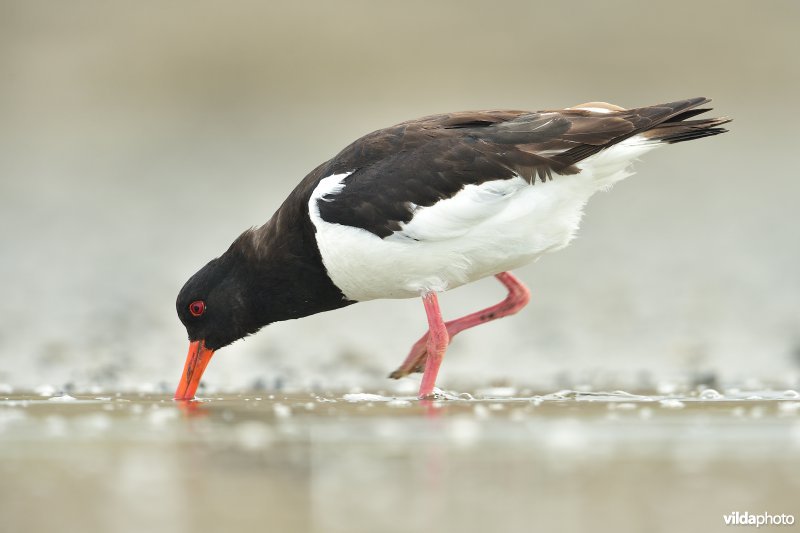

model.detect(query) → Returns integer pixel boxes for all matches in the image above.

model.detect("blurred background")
[1,0,798,392]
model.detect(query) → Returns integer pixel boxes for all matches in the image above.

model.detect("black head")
[173,223,354,400]
[174,232,274,401]
[176,253,263,351]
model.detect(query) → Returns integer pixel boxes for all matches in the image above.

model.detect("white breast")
[309,137,658,301]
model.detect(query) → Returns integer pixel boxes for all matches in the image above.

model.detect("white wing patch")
[309,171,353,216]
[570,106,612,114]
[308,137,659,302]
[388,178,526,242]
[568,102,626,114]
[309,173,599,301]
[576,135,660,189]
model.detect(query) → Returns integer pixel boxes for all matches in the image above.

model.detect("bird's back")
[288,98,729,301]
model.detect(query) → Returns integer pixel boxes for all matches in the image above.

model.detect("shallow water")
[1,388,799,533]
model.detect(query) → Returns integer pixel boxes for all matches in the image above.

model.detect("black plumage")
[315,97,728,238]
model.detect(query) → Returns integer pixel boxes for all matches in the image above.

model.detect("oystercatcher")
[174,97,729,400]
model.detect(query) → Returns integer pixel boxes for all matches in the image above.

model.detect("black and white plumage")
[174,97,729,400]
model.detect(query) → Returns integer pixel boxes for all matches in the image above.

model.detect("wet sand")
[1,388,798,533]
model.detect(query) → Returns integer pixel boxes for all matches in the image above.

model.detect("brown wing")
[310,97,725,238]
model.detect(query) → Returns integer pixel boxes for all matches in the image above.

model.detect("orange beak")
[174,340,215,400]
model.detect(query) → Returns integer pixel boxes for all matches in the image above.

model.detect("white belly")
[309,137,656,301]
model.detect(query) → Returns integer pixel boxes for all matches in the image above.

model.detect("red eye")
[189,300,206,317]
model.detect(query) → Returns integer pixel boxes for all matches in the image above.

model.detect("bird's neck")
[253,254,354,324]
[227,211,354,328]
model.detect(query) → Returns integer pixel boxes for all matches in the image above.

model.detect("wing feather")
[313,98,723,238]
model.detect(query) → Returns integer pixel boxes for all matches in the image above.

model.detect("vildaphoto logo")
[723,512,795,527]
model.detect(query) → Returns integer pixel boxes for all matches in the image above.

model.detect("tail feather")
[553,97,729,168]
[642,115,731,144]
[663,107,713,122]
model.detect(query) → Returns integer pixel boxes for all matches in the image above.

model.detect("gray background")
[1,0,798,391]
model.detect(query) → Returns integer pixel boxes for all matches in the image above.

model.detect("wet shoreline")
[2,389,798,533]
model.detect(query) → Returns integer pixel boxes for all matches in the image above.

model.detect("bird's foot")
[388,333,431,379]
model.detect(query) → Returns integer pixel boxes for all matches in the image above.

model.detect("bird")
[174,97,729,400]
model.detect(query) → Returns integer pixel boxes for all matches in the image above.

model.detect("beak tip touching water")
[174,340,215,400]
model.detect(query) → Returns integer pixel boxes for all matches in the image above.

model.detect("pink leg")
[390,272,531,380]
[418,292,450,399]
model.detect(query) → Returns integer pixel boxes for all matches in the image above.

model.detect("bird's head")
[174,250,264,400]
[172,224,353,400]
